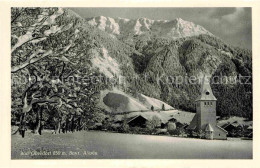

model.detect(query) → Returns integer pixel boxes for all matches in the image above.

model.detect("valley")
[10,7,253,157]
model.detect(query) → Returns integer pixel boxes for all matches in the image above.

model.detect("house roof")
[127,115,147,123]
[115,110,195,125]
[196,75,217,101]
[205,123,214,132]
[216,125,228,133]
[217,116,253,128]
[186,114,198,130]
[168,117,177,122]
[222,122,244,129]
[164,110,195,124]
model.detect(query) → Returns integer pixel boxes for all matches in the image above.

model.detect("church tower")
[195,75,217,130]
[187,75,227,140]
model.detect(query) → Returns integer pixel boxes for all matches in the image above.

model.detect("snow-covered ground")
[136,93,173,110]
[12,131,252,159]
[98,89,174,113]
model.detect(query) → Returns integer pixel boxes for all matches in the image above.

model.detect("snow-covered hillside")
[87,16,213,39]
[98,89,174,113]
[136,93,173,110]
[90,47,120,78]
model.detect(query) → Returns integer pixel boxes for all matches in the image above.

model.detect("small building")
[246,126,253,138]
[187,75,227,140]
[244,125,253,138]
[164,117,185,129]
[127,115,148,128]
[161,117,176,129]
[247,125,253,134]
[205,123,214,140]
[222,121,243,132]
[168,117,177,123]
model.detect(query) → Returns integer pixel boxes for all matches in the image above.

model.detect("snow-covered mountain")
[11,8,252,118]
[87,16,213,39]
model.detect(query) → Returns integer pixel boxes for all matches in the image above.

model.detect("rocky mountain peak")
[87,16,213,39]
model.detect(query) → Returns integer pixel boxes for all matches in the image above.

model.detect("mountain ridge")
[86,16,213,39]
[11,8,252,120]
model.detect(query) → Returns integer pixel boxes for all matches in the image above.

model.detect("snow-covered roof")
[186,114,198,130]
[205,123,214,132]
[216,125,228,133]
[127,115,147,123]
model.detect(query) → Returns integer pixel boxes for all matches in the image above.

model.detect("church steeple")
[196,75,217,101]
[187,74,227,140]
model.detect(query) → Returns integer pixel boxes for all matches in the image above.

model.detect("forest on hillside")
[126,34,252,119]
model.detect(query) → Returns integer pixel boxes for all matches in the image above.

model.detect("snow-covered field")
[12,131,252,159]
[99,89,174,113]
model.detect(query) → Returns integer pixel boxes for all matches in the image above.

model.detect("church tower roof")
[196,75,217,101]
[205,123,214,132]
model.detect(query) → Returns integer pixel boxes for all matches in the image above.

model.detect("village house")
[114,111,188,131]
[127,115,148,128]
[246,125,253,138]
[221,121,244,136]
[187,75,228,140]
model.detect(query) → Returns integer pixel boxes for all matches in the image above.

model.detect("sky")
[70,7,252,50]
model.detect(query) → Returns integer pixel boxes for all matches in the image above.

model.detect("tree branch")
[22,70,38,104]
[11,50,52,73]
[59,62,66,80]
[11,35,46,54]
[11,8,24,24]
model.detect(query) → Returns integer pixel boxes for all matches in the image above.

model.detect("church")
[187,75,227,140]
